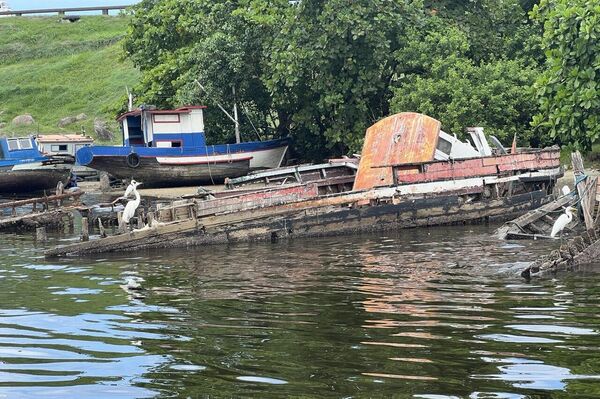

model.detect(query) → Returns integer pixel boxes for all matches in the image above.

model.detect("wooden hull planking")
[88,156,251,187]
[46,187,553,257]
[0,169,71,194]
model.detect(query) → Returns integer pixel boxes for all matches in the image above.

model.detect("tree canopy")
[532,0,600,151]
[122,0,597,160]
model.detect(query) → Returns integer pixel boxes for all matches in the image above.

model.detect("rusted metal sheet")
[353,113,441,191]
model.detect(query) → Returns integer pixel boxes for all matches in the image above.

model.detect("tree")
[123,0,290,144]
[532,0,600,151]
[261,0,426,158]
[123,0,546,159]
[390,17,539,145]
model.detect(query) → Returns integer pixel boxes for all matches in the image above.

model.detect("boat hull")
[46,187,556,257]
[77,138,289,186]
[0,165,72,194]
[248,144,288,170]
[87,156,251,187]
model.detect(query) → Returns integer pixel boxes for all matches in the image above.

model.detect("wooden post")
[98,218,107,238]
[117,211,125,233]
[137,213,145,229]
[572,151,594,230]
[36,227,47,242]
[147,212,155,228]
[81,217,89,241]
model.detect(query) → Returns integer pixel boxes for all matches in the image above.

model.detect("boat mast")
[194,80,241,143]
[233,86,240,144]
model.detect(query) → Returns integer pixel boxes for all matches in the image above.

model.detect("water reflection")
[0,225,599,397]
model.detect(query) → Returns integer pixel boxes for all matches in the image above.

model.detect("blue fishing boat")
[76,106,289,187]
[0,136,74,194]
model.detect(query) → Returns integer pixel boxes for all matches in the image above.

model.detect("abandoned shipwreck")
[46,112,563,257]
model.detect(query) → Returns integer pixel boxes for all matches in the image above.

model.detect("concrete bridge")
[0,5,130,17]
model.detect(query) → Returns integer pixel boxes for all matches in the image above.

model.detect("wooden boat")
[47,112,564,257]
[75,106,288,187]
[0,136,74,194]
[37,133,98,179]
[224,158,357,191]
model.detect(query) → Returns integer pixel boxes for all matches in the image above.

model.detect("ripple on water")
[1,225,600,397]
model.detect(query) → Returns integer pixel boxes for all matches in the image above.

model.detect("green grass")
[0,16,139,143]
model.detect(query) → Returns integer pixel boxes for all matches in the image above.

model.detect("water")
[1,225,600,398]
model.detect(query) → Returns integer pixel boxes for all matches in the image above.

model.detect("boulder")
[12,114,35,126]
[94,118,114,141]
[76,113,88,121]
[58,116,77,127]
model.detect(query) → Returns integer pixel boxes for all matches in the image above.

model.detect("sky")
[8,0,140,10]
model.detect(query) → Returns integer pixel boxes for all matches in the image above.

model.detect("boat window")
[436,137,452,155]
[7,139,19,151]
[18,138,33,149]
[51,144,68,152]
[0,145,4,159]
[172,141,181,148]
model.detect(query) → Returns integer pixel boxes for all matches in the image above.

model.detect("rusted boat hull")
[87,156,250,187]
[0,168,71,194]
[46,188,553,257]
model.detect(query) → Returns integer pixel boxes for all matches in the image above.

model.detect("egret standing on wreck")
[122,180,143,225]
[550,206,576,238]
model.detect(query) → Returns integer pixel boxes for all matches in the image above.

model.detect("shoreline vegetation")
[0,1,598,165]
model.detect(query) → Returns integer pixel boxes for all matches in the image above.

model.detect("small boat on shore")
[75,106,289,187]
[0,136,74,195]
[36,133,97,180]
[47,112,565,257]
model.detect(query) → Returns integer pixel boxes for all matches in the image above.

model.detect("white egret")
[122,179,143,225]
[550,206,576,238]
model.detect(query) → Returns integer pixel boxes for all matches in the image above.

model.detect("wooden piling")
[36,227,47,242]
[147,212,155,228]
[117,211,125,233]
[137,213,145,229]
[98,219,107,238]
[81,217,89,241]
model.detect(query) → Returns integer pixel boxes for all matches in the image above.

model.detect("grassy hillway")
[0,16,138,142]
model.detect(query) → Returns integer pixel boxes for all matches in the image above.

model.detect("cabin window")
[156,140,182,148]
[51,144,68,152]
[436,137,452,155]
[7,139,19,151]
[18,138,33,149]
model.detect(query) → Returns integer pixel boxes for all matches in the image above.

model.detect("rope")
[206,145,215,186]
[544,173,593,215]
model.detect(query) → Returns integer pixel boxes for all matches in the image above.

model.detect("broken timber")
[0,191,83,231]
[521,226,600,279]
[495,195,573,239]
[45,185,554,257]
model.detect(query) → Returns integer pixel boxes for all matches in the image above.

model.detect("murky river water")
[1,225,600,398]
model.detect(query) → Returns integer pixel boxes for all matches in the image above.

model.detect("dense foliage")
[532,0,600,151]
[123,0,596,159]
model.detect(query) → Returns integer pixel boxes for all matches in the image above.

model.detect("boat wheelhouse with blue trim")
[0,136,74,194]
[76,106,289,187]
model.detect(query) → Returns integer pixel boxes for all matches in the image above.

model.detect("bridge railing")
[0,5,130,16]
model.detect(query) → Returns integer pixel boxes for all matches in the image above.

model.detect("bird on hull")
[122,179,143,225]
[550,206,577,238]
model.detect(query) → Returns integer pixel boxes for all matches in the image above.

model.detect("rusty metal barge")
[46,112,563,257]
